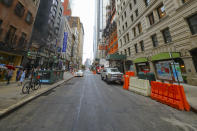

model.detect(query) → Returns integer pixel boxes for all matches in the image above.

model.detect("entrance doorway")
[190,48,197,72]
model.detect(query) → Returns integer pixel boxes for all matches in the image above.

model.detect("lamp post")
[169,52,180,86]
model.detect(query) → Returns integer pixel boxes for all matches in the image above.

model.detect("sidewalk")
[0,72,74,117]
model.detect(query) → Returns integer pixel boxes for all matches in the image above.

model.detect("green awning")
[133,57,148,63]
[106,54,126,60]
[151,52,180,61]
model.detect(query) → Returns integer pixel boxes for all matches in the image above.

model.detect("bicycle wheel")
[34,80,41,90]
[22,82,30,94]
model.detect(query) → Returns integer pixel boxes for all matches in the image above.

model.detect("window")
[124,35,126,43]
[187,13,197,35]
[18,32,26,46]
[119,30,121,35]
[1,0,13,6]
[126,33,129,42]
[157,4,166,19]
[182,0,190,3]
[0,20,2,27]
[129,3,132,10]
[128,47,131,56]
[122,15,124,21]
[15,2,25,17]
[124,11,127,17]
[134,44,138,53]
[123,1,125,6]
[0,20,3,35]
[120,39,122,47]
[5,26,17,44]
[133,27,136,37]
[148,12,155,25]
[131,15,134,22]
[162,28,172,43]
[125,22,128,28]
[140,41,144,51]
[151,34,158,47]
[138,23,142,34]
[122,25,125,30]
[135,9,138,17]
[125,49,127,56]
[26,11,33,24]
[144,0,150,6]
[133,0,137,5]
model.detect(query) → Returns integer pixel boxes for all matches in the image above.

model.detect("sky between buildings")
[61,0,95,64]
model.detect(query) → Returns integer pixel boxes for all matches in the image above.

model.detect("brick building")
[0,0,40,82]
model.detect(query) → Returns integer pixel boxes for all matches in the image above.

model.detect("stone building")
[0,0,40,82]
[116,0,197,85]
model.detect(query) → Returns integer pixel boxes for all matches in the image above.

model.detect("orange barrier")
[151,81,190,111]
[125,71,135,77]
[92,71,96,74]
[123,75,129,90]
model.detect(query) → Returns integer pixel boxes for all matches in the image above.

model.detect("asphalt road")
[0,70,197,131]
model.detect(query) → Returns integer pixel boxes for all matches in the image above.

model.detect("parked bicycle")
[22,70,41,94]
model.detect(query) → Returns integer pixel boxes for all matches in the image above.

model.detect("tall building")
[30,0,64,69]
[0,0,40,82]
[62,0,72,16]
[94,0,109,62]
[116,0,197,85]
[68,16,84,69]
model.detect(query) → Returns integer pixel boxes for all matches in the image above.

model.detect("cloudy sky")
[62,0,95,64]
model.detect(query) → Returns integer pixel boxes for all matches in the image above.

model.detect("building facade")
[116,0,197,85]
[0,0,40,82]
[62,0,72,16]
[30,0,64,69]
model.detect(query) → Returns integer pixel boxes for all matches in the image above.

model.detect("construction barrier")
[125,71,135,77]
[123,75,129,90]
[129,77,151,96]
[92,71,96,74]
[151,81,190,111]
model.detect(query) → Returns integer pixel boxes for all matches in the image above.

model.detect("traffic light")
[27,51,31,56]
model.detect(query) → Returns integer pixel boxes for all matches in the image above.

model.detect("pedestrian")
[20,70,26,86]
[6,69,13,85]
[16,69,22,82]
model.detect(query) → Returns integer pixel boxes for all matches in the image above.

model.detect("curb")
[191,106,197,114]
[0,76,74,119]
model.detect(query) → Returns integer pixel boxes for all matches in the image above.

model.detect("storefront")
[133,57,150,74]
[106,54,126,73]
[0,51,22,82]
[151,52,186,83]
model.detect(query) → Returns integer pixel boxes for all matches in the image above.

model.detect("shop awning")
[106,54,126,60]
[151,52,181,61]
[133,57,148,63]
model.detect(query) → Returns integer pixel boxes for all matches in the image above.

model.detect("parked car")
[101,68,123,84]
[75,70,84,77]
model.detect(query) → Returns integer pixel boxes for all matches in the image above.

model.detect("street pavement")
[0,70,197,131]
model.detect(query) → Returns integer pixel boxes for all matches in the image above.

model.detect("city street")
[0,70,197,131]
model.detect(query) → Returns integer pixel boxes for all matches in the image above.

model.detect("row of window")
[120,11,197,56]
[119,2,166,40]
[0,1,33,25]
[2,24,27,47]
[120,27,171,56]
